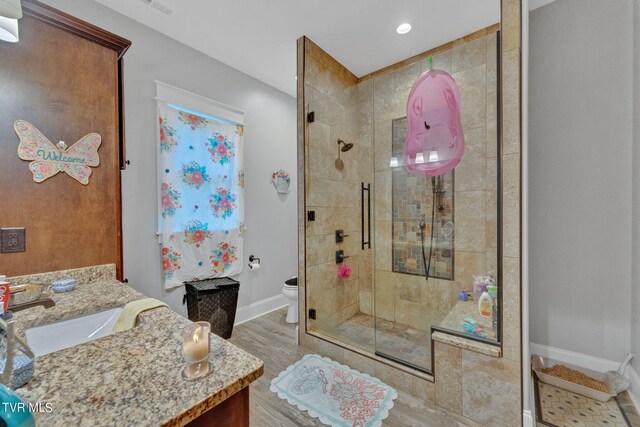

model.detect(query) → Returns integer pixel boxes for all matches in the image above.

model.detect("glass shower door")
[370,65,436,372]
[304,80,375,354]
[372,33,501,373]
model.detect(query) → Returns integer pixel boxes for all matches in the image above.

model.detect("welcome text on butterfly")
[36,149,87,164]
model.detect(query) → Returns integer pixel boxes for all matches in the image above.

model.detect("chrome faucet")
[8,298,55,313]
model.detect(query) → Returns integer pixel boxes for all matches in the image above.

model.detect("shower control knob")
[335,229,349,243]
[335,250,350,264]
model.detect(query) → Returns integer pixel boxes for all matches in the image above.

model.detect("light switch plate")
[1,227,26,253]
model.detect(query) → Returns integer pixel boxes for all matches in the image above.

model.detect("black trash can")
[184,277,240,339]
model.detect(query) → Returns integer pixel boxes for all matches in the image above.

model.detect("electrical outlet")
[1,228,26,253]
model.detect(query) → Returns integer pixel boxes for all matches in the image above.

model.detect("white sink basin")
[25,307,123,357]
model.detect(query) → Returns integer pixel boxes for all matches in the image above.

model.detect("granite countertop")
[433,300,501,358]
[8,265,264,426]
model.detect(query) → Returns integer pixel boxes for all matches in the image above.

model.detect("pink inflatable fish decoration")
[403,69,465,177]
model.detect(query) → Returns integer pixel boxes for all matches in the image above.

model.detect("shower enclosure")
[303,30,501,374]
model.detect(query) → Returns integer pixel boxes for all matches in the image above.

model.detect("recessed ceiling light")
[397,23,412,35]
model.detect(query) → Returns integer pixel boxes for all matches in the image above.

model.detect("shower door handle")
[361,182,371,249]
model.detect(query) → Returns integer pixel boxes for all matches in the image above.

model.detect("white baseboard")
[530,343,640,408]
[234,294,288,325]
[523,409,534,427]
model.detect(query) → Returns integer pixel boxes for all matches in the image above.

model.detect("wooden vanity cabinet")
[0,0,130,279]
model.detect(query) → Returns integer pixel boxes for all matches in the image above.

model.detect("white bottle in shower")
[478,287,493,318]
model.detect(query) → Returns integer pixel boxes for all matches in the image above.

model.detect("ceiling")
[94,0,500,97]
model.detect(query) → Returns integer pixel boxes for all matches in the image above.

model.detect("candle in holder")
[182,321,211,380]
[184,360,210,378]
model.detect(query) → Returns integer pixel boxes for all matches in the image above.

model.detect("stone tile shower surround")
[305,32,497,340]
[391,117,455,280]
[307,32,499,341]
[297,2,522,424]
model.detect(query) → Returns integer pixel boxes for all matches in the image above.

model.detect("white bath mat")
[270,354,397,427]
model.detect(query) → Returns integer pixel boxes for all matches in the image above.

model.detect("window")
[156,82,244,289]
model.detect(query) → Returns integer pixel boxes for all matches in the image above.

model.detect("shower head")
[337,139,354,152]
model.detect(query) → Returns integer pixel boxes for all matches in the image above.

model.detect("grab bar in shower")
[361,182,371,249]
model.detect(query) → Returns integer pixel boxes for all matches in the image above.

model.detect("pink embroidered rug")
[270,354,397,427]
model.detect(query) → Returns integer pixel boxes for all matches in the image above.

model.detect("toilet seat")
[285,277,298,287]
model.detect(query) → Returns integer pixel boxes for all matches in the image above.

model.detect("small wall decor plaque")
[271,169,291,194]
[15,120,101,185]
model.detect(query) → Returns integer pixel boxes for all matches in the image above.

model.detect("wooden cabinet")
[0,0,130,278]
[185,387,250,427]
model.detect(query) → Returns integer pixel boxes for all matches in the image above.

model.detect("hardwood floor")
[229,308,478,427]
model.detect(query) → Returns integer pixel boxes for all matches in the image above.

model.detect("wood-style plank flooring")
[230,308,477,427]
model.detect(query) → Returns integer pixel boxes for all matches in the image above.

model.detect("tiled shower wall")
[362,32,499,333]
[298,0,523,421]
[390,124,455,280]
[304,41,374,331]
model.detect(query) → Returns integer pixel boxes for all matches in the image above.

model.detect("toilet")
[282,277,298,324]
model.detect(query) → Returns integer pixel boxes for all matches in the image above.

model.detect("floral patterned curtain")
[158,102,244,289]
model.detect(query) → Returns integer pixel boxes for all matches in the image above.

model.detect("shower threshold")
[312,312,433,374]
[374,351,431,374]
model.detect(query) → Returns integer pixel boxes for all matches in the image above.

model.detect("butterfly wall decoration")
[15,120,101,185]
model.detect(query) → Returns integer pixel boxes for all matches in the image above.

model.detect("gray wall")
[530,0,633,361]
[633,0,640,372]
[41,0,298,317]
